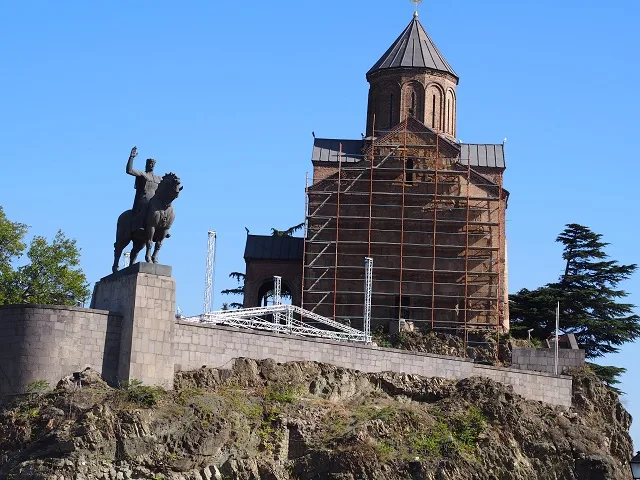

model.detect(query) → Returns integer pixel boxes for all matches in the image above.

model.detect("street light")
[631,451,640,479]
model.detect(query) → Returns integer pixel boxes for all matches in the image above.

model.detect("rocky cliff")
[0,359,633,480]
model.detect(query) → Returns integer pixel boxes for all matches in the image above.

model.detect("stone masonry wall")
[174,321,572,407]
[512,347,585,375]
[92,264,176,389]
[0,304,121,395]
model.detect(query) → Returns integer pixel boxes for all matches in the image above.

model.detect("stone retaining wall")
[512,347,585,375]
[174,321,573,407]
[0,266,573,408]
[0,304,121,395]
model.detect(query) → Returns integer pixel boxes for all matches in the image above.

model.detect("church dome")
[367,13,457,81]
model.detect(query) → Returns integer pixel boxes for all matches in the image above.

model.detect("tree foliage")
[270,222,304,237]
[510,224,637,387]
[220,271,245,309]
[586,363,626,394]
[510,224,638,386]
[0,206,90,307]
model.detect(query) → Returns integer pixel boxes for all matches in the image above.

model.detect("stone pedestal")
[91,263,175,389]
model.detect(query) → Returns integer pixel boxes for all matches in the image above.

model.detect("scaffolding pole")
[333,143,343,320]
[301,173,309,310]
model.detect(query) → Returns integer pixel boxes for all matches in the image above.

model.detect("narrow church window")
[410,92,416,117]
[406,158,414,184]
[394,295,412,320]
[432,95,436,128]
[389,93,394,127]
[446,99,450,132]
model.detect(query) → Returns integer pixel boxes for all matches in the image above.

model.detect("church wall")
[366,69,458,138]
[243,259,303,308]
[304,137,507,333]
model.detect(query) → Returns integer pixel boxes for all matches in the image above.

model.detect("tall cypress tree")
[510,224,638,387]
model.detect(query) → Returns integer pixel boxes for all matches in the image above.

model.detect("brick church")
[243,13,509,336]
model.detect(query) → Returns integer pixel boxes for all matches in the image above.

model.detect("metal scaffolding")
[303,121,506,353]
[182,304,369,343]
[203,230,216,315]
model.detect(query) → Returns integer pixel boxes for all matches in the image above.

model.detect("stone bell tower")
[365,11,459,140]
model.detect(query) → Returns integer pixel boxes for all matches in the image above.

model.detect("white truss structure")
[364,257,373,343]
[273,276,282,305]
[203,231,216,314]
[183,304,369,343]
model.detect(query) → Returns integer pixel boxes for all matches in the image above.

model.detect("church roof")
[244,235,303,261]
[312,138,364,164]
[368,14,457,80]
[460,144,505,169]
[311,137,505,169]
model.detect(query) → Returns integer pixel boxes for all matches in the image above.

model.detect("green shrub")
[26,380,50,395]
[410,408,486,458]
[354,405,395,422]
[451,407,486,450]
[265,385,299,404]
[119,379,164,407]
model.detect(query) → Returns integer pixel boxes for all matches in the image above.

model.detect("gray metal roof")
[460,144,506,169]
[311,139,506,169]
[368,15,457,79]
[244,235,304,261]
[312,138,364,164]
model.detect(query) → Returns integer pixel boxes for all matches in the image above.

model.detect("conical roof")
[368,14,457,79]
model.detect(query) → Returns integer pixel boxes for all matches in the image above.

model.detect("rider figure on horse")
[126,147,162,234]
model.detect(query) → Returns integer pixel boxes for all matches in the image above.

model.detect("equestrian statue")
[112,146,183,273]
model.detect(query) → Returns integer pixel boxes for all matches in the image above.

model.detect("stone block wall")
[92,263,176,389]
[0,266,573,408]
[512,347,585,375]
[174,321,573,407]
[473,364,572,407]
[0,304,121,395]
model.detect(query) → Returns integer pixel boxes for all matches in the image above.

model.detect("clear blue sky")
[1,0,638,448]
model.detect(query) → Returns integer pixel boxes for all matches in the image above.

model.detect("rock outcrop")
[0,360,633,479]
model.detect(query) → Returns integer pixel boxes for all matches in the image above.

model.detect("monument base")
[92,262,175,389]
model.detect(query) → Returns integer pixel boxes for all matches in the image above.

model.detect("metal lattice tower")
[273,276,282,305]
[203,231,216,314]
[119,251,131,270]
[364,257,373,343]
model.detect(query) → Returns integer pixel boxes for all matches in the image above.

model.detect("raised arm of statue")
[126,146,142,176]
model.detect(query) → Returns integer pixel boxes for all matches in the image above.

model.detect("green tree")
[510,224,638,389]
[0,206,90,307]
[270,222,304,237]
[0,206,28,305]
[220,271,245,309]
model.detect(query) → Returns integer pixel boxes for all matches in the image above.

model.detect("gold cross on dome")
[410,0,424,17]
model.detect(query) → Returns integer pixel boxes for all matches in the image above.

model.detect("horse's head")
[158,172,183,203]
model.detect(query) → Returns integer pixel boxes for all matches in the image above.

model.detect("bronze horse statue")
[112,172,183,273]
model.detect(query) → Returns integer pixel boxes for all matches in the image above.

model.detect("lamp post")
[631,451,640,479]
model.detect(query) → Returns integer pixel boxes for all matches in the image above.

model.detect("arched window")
[431,95,436,128]
[410,92,416,117]
[446,99,450,133]
[389,93,394,127]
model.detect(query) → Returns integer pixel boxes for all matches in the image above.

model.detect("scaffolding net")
[303,120,507,357]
